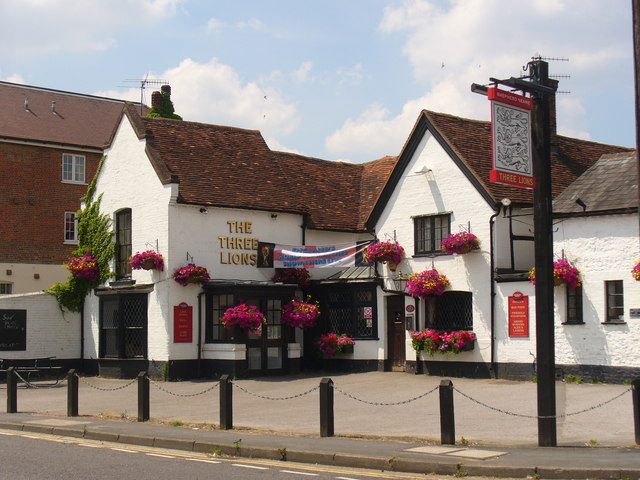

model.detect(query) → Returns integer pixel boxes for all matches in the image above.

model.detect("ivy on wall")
[46,156,115,312]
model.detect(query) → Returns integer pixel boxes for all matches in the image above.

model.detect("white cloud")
[0,0,183,55]
[336,63,364,86]
[328,0,631,161]
[206,17,224,32]
[1,73,26,84]
[293,61,314,83]
[237,17,264,30]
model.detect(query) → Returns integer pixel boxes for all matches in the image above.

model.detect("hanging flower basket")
[364,241,405,267]
[273,268,311,287]
[221,304,266,333]
[66,251,100,283]
[528,259,581,289]
[406,269,450,299]
[440,232,480,255]
[410,329,476,355]
[632,261,640,281]
[172,264,210,286]
[315,333,355,357]
[130,250,164,271]
[280,296,321,329]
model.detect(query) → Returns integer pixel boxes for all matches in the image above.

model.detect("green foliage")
[45,157,114,312]
[145,89,182,120]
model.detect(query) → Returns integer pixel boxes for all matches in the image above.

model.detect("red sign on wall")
[508,292,529,337]
[173,303,193,343]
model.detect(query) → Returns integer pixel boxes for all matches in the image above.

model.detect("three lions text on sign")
[488,87,535,189]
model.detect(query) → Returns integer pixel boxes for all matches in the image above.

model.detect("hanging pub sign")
[489,87,535,189]
[257,241,369,268]
[508,291,529,337]
[173,303,193,343]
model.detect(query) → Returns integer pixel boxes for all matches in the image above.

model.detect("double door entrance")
[244,297,287,374]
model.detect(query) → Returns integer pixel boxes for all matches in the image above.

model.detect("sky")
[0,0,636,164]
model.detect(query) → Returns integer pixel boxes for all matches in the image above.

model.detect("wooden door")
[386,295,406,371]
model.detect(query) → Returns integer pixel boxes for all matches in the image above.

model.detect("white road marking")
[232,463,269,470]
[187,458,221,464]
[146,453,176,458]
[279,470,319,476]
[111,448,138,453]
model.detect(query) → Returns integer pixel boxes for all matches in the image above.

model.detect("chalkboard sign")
[0,309,26,351]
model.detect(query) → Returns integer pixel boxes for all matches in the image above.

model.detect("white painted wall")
[0,292,80,359]
[372,130,497,364]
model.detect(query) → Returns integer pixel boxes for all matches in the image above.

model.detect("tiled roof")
[0,81,147,149]
[553,151,638,214]
[134,110,397,232]
[423,110,632,205]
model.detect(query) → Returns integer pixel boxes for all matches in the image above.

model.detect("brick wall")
[0,142,101,264]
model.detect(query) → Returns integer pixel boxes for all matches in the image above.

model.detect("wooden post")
[67,369,78,417]
[6,367,17,413]
[439,379,455,445]
[633,378,640,444]
[219,375,233,430]
[319,378,334,437]
[137,371,149,422]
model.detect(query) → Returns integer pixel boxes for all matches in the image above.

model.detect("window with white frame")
[0,283,13,294]
[414,213,451,255]
[62,154,86,183]
[64,212,78,243]
[605,280,624,323]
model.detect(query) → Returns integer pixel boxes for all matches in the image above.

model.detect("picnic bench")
[0,357,64,386]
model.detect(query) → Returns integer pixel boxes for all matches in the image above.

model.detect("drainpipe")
[489,205,502,376]
[197,291,204,378]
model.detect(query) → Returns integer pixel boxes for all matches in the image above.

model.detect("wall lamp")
[199,207,208,214]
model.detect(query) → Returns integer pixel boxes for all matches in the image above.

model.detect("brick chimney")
[151,90,163,109]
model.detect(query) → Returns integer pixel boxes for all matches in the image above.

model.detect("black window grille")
[100,294,147,358]
[414,214,451,255]
[427,291,473,331]
[317,284,377,339]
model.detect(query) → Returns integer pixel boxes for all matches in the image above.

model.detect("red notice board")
[508,292,529,337]
[174,303,193,343]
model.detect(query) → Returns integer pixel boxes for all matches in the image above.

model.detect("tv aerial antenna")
[122,75,169,114]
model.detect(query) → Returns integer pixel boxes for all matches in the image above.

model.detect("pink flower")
[66,251,99,283]
[411,329,476,355]
[529,259,581,289]
[364,241,405,265]
[281,296,321,329]
[172,264,210,286]
[315,333,355,357]
[440,232,480,255]
[406,270,450,299]
[221,304,266,332]
[130,250,164,271]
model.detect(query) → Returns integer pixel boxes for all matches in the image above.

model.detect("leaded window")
[414,213,451,255]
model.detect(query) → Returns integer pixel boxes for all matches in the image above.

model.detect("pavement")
[1,371,639,479]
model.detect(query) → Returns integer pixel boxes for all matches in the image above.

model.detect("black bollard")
[319,378,334,437]
[219,375,233,430]
[67,369,78,417]
[439,379,455,445]
[137,371,150,422]
[633,379,640,445]
[6,367,17,413]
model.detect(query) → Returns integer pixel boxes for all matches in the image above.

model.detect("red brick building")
[0,81,147,293]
